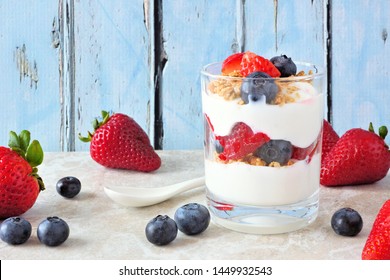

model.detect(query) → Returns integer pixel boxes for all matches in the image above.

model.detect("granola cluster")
[207,70,313,105]
[215,152,296,167]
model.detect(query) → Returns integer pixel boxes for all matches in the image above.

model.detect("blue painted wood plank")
[245,0,327,116]
[161,0,237,150]
[245,0,326,67]
[73,0,153,151]
[0,1,61,151]
[332,0,390,135]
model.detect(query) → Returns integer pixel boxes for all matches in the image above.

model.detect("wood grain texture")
[0,0,389,152]
[331,0,390,136]
[161,0,237,150]
[245,0,326,67]
[0,1,61,151]
[73,0,153,151]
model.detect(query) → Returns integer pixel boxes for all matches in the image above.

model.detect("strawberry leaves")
[79,110,112,142]
[7,130,45,191]
[8,130,44,167]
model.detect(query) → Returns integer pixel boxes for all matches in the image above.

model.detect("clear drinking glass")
[200,61,324,234]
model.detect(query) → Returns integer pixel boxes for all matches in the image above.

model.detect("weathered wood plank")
[73,0,153,151]
[161,0,237,150]
[331,0,390,135]
[0,1,61,151]
[245,0,326,67]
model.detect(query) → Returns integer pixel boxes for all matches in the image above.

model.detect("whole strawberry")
[321,119,339,165]
[0,130,44,219]
[79,111,161,172]
[362,199,390,260]
[321,123,390,186]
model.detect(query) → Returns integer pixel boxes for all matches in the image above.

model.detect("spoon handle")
[164,176,205,196]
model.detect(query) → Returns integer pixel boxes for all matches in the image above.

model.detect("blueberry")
[37,216,70,246]
[145,215,178,246]
[215,139,224,154]
[331,208,363,236]
[240,71,278,104]
[255,140,292,165]
[0,217,32,245]
[174,203,210,235]
[270,55,297,77]
[56,176,81,198]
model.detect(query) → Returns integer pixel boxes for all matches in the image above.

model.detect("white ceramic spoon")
[104,176,205,207]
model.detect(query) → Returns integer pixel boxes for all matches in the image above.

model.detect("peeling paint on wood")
[14,44,39,89]
[274,0,278,52]
[51,17,60,48]
[382,28,388,43]
[1,0,389,152]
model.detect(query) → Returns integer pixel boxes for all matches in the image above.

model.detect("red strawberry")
[240,51,281,77]
[216,122,270,161]
[0,130,45,219]
[321,119,339,164]
[79,111,161,172]
[362,199,390,260]
[320,123,390,186]
[221,52,244,75]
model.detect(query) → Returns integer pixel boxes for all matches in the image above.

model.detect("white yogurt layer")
[202,82,324,148]
[205,154,321,206]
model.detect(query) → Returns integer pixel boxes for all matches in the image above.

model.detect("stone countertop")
[1,151,389,260]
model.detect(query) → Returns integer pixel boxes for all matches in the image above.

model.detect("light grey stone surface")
[1,151,389,260]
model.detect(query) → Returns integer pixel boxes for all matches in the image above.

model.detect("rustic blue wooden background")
[0,0,389,152]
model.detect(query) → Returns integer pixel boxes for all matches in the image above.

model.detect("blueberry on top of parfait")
[270,55,297,77]
[240,71,278,104]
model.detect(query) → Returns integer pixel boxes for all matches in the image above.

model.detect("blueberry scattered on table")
[331,207,363,236]
[174,203,210,235]
[56,176,81,198]
[145,215,178,246]
[0,217,32,245]
[270,55,297,77]
[255,139,293,165]
[37,216,70,246]
[240,71,278,104]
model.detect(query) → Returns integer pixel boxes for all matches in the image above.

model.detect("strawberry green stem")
[8,130,45,191]
[79,110,112,143]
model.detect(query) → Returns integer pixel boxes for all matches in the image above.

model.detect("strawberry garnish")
[216,122,270,161]
[362,199,390,260]
[320,123,390,186]
[240,51,281,77]
[0,131,45,219]
[221,52,244,75]
[79,110,161,172]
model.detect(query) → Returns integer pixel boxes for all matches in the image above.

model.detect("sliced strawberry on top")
[240,51,281,77]
[362,199,390,260]
[221,52,244,75]
[216,122,270,161]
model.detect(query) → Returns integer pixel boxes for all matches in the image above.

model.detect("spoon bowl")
[104,177,205,207]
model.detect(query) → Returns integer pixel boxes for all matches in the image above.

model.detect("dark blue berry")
[174,203,210,235]
[56,176,81,198]
[0,217,32,245]
[331,208,363,236]
[145,215,177,245]
[240,71,278,104]
[37,216,70,246]
[255,140,292,165]
[215,139,224,154]
[270,55,297,77]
